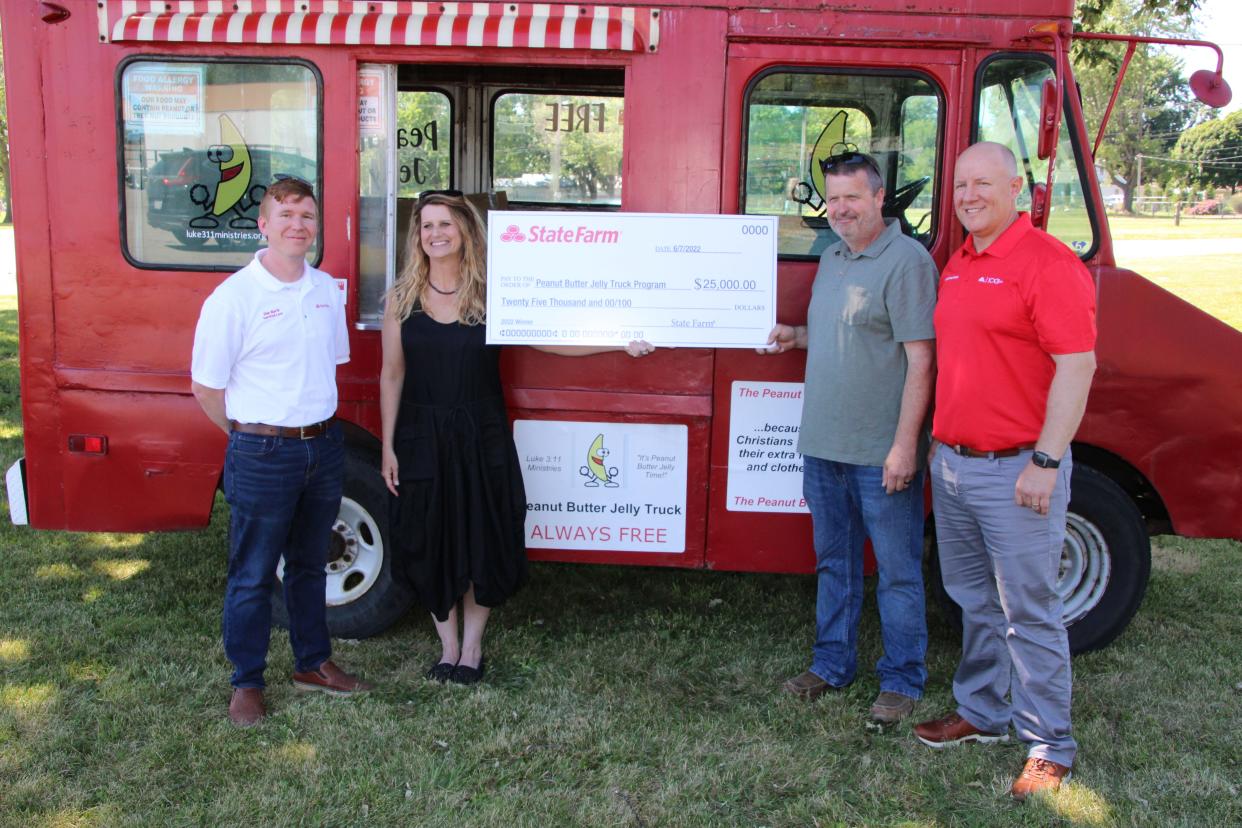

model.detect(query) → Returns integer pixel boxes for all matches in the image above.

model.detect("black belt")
[950,443,1035,459]
[230,418,334,439]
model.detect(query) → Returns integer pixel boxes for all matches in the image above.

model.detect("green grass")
[1044,209,1242,245]
[1032,211,1242,329]
[1107,213,1242,241]
[1,296,1241,826]
[1120,255,1242,331]
[1104,215,1242,330]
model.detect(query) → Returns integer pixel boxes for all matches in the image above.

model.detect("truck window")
[492,93,624,207]
[120,60,321,270]
[399,91,453,196]
[355,65,624,326]
[358,65,454,324]
[975,55,1098,257]
[741,70,942,258]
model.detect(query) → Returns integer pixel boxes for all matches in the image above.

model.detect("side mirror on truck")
[1037,77,1058,161]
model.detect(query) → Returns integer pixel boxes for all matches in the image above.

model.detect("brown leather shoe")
[1010,757,1072,801]
[291,660,373,696]
[781,669,846,700]
[913,712,1008,748]
[869,691,916,724]
[228,687,266,727]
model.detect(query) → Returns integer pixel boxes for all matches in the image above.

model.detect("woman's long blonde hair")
[385,193,488,325]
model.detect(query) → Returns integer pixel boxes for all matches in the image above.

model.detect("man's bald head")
[958,142,1019,178]
[953,142,1024,251]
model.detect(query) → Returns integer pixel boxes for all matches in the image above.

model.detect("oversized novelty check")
[485,211,777,348]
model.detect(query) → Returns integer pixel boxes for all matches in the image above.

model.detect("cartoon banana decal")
[808,110,848,206]
[211,114,253,217]
[586,433,610,484]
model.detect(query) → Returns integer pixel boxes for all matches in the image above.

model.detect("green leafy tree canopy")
[1172,109,1242,192]
[1072,0,1207,211]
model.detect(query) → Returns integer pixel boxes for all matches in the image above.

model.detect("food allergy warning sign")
[123,66,205,134]
[727,381,808,513]
[357,70,384,133]
[515,420,688,552]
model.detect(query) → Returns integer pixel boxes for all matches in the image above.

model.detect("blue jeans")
[804,456,928,698]
[222,424,344,688]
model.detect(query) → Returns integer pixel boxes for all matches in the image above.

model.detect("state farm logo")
[497,223,622,244]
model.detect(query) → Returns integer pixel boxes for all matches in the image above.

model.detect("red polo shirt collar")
[960,212,1033,259]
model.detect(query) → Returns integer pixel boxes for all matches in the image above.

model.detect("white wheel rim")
[276,495,385,608]
[1059,511,1111,626]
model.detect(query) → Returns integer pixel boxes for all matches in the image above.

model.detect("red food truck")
[3,0,1239,652]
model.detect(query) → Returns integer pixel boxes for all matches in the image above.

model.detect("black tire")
[271,445,414,639]
[928,462,1151,655]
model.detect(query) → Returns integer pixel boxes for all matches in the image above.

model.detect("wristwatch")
[1031,450,1061,469]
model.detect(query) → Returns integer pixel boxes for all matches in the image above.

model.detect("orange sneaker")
[1010,757,1072,801]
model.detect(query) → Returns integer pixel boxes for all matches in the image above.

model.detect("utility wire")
[1136,153,1242,166]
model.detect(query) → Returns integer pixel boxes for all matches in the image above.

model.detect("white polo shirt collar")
[248,249,309,293]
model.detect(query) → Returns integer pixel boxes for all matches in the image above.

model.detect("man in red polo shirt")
[913,142,1097,802]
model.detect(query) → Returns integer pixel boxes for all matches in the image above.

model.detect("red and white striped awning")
[100,1,660,53]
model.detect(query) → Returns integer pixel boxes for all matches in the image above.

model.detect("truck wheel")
[271,445,414,639]
[929,462,1151,655]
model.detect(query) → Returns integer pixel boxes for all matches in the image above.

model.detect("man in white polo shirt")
[191,178,371,727]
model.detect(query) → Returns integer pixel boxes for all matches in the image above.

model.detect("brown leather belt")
[230,418,334,440]
[950,443,1035,459]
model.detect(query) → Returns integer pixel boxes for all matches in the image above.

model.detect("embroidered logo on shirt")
[944,275,960,281]
[314,303,331,310]
[977,276,1004,285]
[262,308,283,320]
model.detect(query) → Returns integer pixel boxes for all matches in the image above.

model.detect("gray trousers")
[931,447,1077,767]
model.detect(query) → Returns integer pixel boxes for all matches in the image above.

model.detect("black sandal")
[449,659,485,686]
[425,661,457,682]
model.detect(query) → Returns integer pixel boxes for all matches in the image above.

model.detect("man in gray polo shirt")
[760,151,937,723]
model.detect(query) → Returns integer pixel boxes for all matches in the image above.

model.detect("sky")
[1190,0,1241,113]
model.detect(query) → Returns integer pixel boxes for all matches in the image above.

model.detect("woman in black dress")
[379,192,651,684]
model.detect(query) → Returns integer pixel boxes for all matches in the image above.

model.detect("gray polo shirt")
[798,218,938,466]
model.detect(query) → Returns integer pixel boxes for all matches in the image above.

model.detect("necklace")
[427,279,459,295]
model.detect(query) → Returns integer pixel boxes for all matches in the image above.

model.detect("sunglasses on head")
[272,173,313,187]
[818,144,881,178]
[418,188,464,201]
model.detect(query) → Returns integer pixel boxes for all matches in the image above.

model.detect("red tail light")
[67,434,108,455]
[162,158,196,187]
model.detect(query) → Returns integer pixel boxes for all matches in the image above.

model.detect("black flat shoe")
[425,661,456,682]
[449,659,485,686]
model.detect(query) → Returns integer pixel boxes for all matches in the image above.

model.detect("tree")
[1172,110,1242,193]
[490,94,551,186]
[559,117,622,200]
[1076,0,1199,29]
[1072,0,1206,212]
